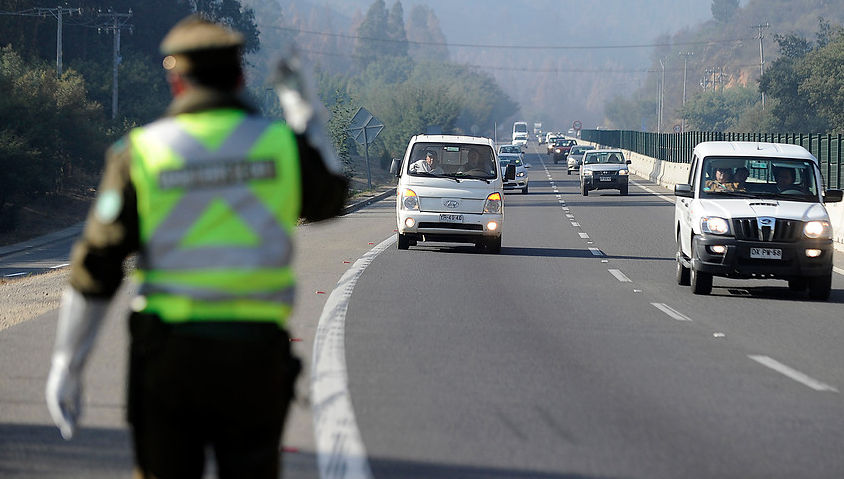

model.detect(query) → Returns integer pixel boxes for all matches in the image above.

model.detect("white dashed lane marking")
[651,302,693,321]
[608,269,632,282]
[748,355,838,392]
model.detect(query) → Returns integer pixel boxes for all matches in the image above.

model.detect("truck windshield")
[700,156,819,201]
[407,143,497,179]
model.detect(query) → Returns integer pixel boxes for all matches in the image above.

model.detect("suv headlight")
[618,169,629,175]
[804,220,832,239]
[701,216,730,235]
[401,188,419,211]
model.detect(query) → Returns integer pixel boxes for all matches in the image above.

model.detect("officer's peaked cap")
[160,15,244,72]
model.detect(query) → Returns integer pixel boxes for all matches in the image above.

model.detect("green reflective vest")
[128,109,302,326]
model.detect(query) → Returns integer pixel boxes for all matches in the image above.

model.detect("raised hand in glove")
[45,287,108,440]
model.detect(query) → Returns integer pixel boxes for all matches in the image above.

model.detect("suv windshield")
[583,151,625,165]
[700,156,819,201]
[407,142,497,179]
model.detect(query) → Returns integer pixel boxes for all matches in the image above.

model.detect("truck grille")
[732,218,802,242]
[418,222,484,231]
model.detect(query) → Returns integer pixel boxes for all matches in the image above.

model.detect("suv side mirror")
[626,159,632,165]
[505,164,516,180]
[390,158,402,177]
[823,189,843,203]
[674,184,693,198]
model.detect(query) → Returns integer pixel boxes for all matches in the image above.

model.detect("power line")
[259,23,756,51]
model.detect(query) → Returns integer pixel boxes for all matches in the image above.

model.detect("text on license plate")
[439,214,464,223]
[599,176,613,181]
[750,247,782,259]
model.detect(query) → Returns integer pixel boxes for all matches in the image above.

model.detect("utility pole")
[97,10,133,121]
[658,57,666,133]
[679,51,693,132]
[751,23,770,108]
[0,7,82,77]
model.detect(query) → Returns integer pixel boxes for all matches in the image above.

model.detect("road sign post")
[348,107,384,190]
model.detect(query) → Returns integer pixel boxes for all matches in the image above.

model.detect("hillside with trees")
[604,0,844,134]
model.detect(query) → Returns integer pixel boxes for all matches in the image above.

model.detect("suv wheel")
[787,278,807,291]
[397,233,410,250]
[581,183,589,196]
[620,185,628,196]
[807,273,832,300]
[690,247,713,295]
[676,239,690,286]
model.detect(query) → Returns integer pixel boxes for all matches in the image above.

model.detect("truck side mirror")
[390,158,402,177]
[823,189,843,203]
[505,164,516,180]
[674,184,693,198]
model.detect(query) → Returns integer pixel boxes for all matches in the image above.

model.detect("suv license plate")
[600,176,612,181]
[439,214,464,223]
[750,247,782,259]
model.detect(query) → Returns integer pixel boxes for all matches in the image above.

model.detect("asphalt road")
[2,144,844,478]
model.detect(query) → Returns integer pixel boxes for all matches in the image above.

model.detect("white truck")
[512,121,528,147]
[390,134,515,253]
[674,141,843,299]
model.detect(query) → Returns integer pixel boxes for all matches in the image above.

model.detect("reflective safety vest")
[128,109,302,326]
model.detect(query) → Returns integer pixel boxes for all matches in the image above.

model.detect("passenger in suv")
[674,141,843,299]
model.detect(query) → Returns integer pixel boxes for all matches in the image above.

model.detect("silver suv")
[674,141,843,299]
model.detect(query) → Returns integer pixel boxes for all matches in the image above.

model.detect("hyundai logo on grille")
[444,199,460,208]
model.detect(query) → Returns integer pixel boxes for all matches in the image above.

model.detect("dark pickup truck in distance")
[551,139,577,164]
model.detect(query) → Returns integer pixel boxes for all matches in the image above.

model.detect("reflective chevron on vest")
[128,112,302,325]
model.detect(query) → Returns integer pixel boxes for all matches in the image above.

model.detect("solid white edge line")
[651,302,693,321]
[834,266,844,276]
[748,355,838,392]
[311,235,395,479]
[608,269,632,282]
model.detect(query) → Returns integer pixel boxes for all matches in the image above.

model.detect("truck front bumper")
[692,235,833,279]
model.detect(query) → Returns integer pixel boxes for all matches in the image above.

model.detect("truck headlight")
[583,169,592,176]
[484,192,502,213]
[701,216,730,235]
[804,220,831,239]
[516,171,525,177]
[401,188,419,211]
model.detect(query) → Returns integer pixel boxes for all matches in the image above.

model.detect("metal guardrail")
[581,130,843,189]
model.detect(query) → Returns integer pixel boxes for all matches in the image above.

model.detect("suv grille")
[732,218,802,242]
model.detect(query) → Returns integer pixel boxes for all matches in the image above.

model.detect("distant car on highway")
[551,138,577,164]
[566,145,595,175]
[579,149,630,196]
[545,132,562,154]
[498,144,525,160]
[499,152,530,194]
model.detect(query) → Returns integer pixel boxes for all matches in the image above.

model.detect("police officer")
[45,14,347,479]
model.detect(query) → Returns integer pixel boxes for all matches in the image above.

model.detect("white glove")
[273,45,344,176]
[45,287,108,440]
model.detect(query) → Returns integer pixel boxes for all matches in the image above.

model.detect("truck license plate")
[439,214,463,223]
[750,247,782,259]
[599,176,612,181]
